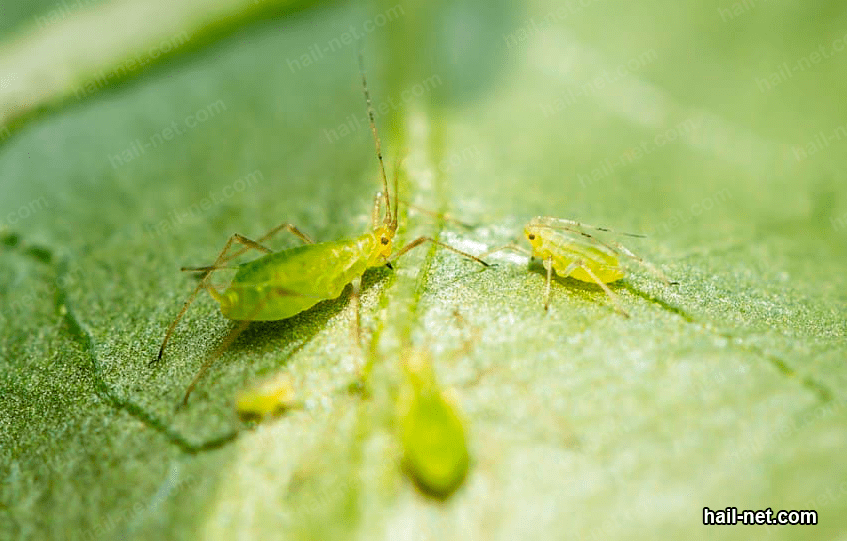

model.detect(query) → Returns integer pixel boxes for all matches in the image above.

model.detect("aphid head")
[373,224,394,260]
[524,225,543,249]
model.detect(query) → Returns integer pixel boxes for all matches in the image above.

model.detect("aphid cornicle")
[152,55,490,406]
[484,216,675,314]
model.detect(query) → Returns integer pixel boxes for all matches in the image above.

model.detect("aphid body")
[399,349,469,498]
[485,216,673,313]
[236,373,299,419]
[524,216,625,285]
[214,225,394,321]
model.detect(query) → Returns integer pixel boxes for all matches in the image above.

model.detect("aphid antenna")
[399,198,477,229]
[536,222,646,238]
[392,156,399,230]
[358,49,392,228]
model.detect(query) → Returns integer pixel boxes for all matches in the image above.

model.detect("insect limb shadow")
[391,236,492,268]
[621,282,694,323]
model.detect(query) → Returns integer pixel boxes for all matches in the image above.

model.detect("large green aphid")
[398,350,469,499]
[152,57,489,406]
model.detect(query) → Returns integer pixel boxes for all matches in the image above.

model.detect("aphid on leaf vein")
[483,216,676,315]
[398,349,469,499]
[151,54,490,406]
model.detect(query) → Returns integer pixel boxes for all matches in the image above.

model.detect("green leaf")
[2,0,846,540]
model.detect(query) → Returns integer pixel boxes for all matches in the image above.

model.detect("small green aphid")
[152,55,489,406]
[485,216,676,314]
[398,349,469,499]
[235,373,300,420]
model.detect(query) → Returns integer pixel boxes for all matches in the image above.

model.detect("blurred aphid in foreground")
[236,373,301,420]
[398,349,469,499]
[482,216,677,314]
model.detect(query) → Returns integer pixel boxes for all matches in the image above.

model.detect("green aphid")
[235,373,300,420]
[151,56,489,406]
[399,350,469,499]
[482,216,676,314]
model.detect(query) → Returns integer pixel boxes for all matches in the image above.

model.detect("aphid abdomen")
[540,234,624,284]
[217,238,373,321]
[553,255,624,284]
[400,351,469,498]
[219,284,321,321]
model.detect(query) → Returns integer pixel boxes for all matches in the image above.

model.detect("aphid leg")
[180,234,273,273]
[180,318,253,408]
[182,225,314,273]
[179,286,304,407]
[543,256,553,311]
[572,261,630,318]
[350,277,363,349]
[477,242,531,259]
[611,243,677,286]
[153,233,275,366]
[391,236,491,267]
[180,264,240,273]
[256,223,314,246]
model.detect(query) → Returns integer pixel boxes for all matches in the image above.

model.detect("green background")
[1,0,846,539]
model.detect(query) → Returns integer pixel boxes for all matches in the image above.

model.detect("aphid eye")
[380,236,390,245]
[527,234,536,240]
